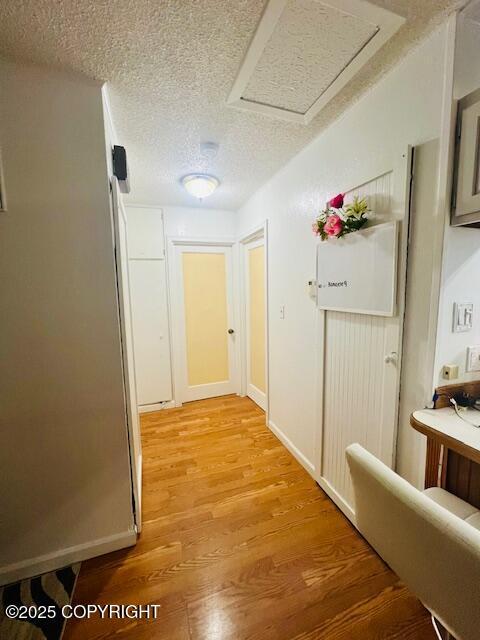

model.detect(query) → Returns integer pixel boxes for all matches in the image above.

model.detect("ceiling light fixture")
[181,173,219,199]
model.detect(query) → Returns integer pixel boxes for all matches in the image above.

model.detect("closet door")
[129,261,172,406]
[319,151,413,520]
[126,207,173,409]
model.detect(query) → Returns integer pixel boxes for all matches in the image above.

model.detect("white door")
[111,178,142,530]
[129,261,173,406]
[172,243,237,403]
[245,237,267,410]
[318,150,413,520]
[125,207,173,409]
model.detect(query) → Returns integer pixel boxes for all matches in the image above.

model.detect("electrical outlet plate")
[442,364,459,380]
[466,345,480,372]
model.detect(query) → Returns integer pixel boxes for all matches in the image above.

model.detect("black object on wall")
[112,145,130,194]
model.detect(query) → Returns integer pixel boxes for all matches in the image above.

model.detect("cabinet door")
[129,260,173,406]
[453,88,480,225]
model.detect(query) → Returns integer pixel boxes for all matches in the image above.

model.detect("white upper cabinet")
[452,1,480,227]
[453,90,480,224]
[125,207,165,258]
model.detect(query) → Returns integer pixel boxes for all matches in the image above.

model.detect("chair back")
[346,443,480,640]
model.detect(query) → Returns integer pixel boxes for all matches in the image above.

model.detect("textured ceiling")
[464,0,480,21]
[0,0,464,210]
[243,0,378,114]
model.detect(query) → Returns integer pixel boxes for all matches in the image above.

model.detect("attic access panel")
[227,0,405,124]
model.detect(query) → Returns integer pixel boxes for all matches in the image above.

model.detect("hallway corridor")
[65,396,434,639]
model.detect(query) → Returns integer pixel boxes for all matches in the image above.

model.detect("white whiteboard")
[316,221,398,316]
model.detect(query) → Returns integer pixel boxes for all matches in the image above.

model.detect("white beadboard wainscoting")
[322,312,392,514]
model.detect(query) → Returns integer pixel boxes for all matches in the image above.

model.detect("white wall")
[237,25,450,484]
[434,11,480,385]
[163,205,236,238]
[435,227,480,383]
[454,8,480,100]
[0,59,134,583]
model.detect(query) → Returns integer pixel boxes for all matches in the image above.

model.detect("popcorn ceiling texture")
[0,0,463,210]
[243,0,378,114]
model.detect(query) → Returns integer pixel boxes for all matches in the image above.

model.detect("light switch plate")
[453,303,473,333]
[466,345,480,372]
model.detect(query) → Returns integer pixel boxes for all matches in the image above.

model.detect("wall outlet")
[442,364,459,380]
[466,346,480,372]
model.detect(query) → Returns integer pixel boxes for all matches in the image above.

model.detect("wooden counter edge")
[410,412,480,466]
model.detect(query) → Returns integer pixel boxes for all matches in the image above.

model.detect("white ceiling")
[242,0,379,114]
[0,0,463,210]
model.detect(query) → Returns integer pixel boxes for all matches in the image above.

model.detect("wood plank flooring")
[65,395,434,640]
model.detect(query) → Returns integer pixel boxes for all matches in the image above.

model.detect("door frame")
[239,222,269,419]
[166,236,240,406]
[111,177,142,532]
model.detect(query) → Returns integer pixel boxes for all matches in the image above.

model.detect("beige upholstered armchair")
[346,443,480,640]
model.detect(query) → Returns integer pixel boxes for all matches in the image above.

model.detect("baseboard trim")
[139,400,175,414]
[317,476,355,524]
[0,530,137,587]
[183,384,237,403]
[268,420,316,479]
[136,453,142,534]
[247,385,266,411]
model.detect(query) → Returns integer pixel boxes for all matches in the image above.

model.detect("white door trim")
[239,222,269,418]
[167,236,240,405]
[385,147,414,467]
[168,236,236,247]
[111,177,142,532]
[243,236,267,411]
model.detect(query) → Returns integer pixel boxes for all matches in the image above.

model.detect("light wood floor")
[65,395,434,639]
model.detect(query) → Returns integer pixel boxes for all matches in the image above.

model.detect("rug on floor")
[0,564,80,640]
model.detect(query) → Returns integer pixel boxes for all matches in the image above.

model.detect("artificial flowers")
[312,194,371,241]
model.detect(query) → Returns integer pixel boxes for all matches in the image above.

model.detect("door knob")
[384,351,398,364]
[228,328,234,334]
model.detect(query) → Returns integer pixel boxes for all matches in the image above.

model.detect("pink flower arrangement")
[312,194,371,241]
[328,193,344,209]
[323,213,343,237]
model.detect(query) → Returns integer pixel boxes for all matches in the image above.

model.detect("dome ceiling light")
[181,173,220,199]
